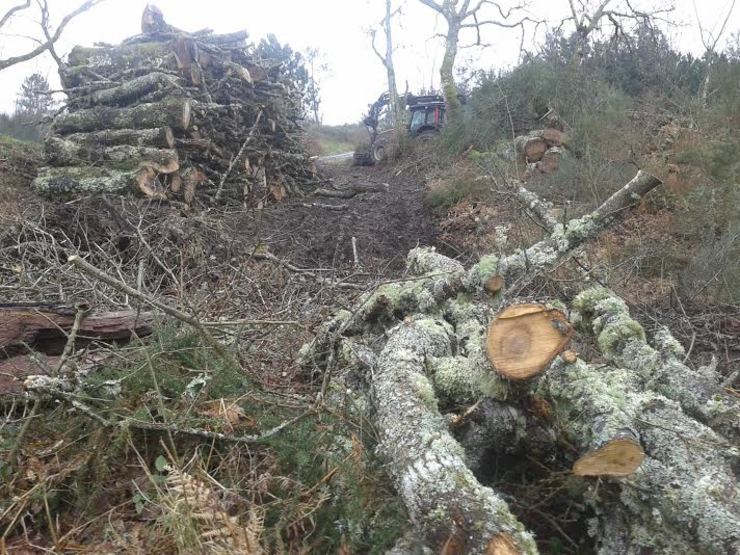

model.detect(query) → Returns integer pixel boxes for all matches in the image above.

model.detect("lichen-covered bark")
[31,166,140,196]
[467,171,662,292]
[373,318,537,554]
[542,358,740,554]
[572,287,739,442]
[430,299,511,404]
[66,42,177,72]
[73,71,177,108]
[45,137,179,171]
[514,185,558,232]
[56,127,175,149]
[53,98,191,134]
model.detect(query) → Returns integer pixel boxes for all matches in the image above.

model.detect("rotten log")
[53,98,191,134]
[0,304,153,357]
[45,137,179,171]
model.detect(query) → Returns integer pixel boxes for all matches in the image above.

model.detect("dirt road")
[257,158,438,274]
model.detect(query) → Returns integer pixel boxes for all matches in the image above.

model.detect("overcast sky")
[0,0,737,124]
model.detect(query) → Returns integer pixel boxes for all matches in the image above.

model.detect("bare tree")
[417,0,537,124]
[561,0,674,65]
[370,0,403,126]
[305,48,327,125]
[0,0,106,72]
[693,0,736,107]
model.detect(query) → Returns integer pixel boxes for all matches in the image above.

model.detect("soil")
[257,159,438,273]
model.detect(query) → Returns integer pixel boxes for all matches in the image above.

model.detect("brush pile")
[31,6,316,204]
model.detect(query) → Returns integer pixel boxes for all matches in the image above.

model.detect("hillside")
[0,4,738,555]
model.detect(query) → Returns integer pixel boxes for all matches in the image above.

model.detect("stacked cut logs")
[514,128,567,176]
[31,10,316,204]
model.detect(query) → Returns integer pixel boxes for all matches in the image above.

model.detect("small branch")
[215,110,262,201]
[67,255,227,358]
[0,1,31,31]
[0,0,106,72]
[52,303,90,376]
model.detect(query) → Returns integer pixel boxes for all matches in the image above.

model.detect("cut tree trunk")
[32,166,165,196]
[514,134,548,162]
[535,146,561,174]
[372,318,538,554]
[73,72,178,108]
[54,127,176,149]
[66,42,178,70]
[0,304,153,357]
[541,356,740,554]
[53,98,191,134]
[45,137,179,171]
[486,304,573,380]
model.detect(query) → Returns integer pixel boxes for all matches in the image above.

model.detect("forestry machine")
[354,91,447,165]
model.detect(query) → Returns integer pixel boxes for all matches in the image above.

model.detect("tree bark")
[440,17,462,121]
[373,318,538,554]
[53,98,191,134]
[571,288,740,443]
[31,166,154,196]
[66,41,177,70]
[0,304,153,357]
[71,71,178,107]
[54,127,175,149]
[541,356,740,554]
[44,137,179,171]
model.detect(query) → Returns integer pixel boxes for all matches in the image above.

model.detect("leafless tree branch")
[0,0,31,31]
[0,0,106,72]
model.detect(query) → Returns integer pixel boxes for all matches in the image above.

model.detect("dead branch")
[0,0,106,72]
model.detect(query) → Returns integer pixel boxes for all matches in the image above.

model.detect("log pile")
[301,171,740,554]
[31,6,316,204]
[514,128,567,176]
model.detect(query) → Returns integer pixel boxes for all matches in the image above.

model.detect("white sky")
[0,0,737,124]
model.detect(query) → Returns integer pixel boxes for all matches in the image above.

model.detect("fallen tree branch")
[21,375,315,444]
[67,255,226,358]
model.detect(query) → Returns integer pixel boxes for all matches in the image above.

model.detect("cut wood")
[572,434,645,477]
[44,7,315,204]
[535,146,561,174]
[541,128,567,147]
[55,127,175,149]
[45,137,179,171]
[486,304,573,380]
[372,319,537,554]
[32,166,143,195]
[542,356,739,553]
[72,71,177,107]
[53,98,192,134]
[0,304,153,357]
[515,134,547,162]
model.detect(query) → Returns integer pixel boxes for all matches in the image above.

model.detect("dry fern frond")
[163,465,263,554]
